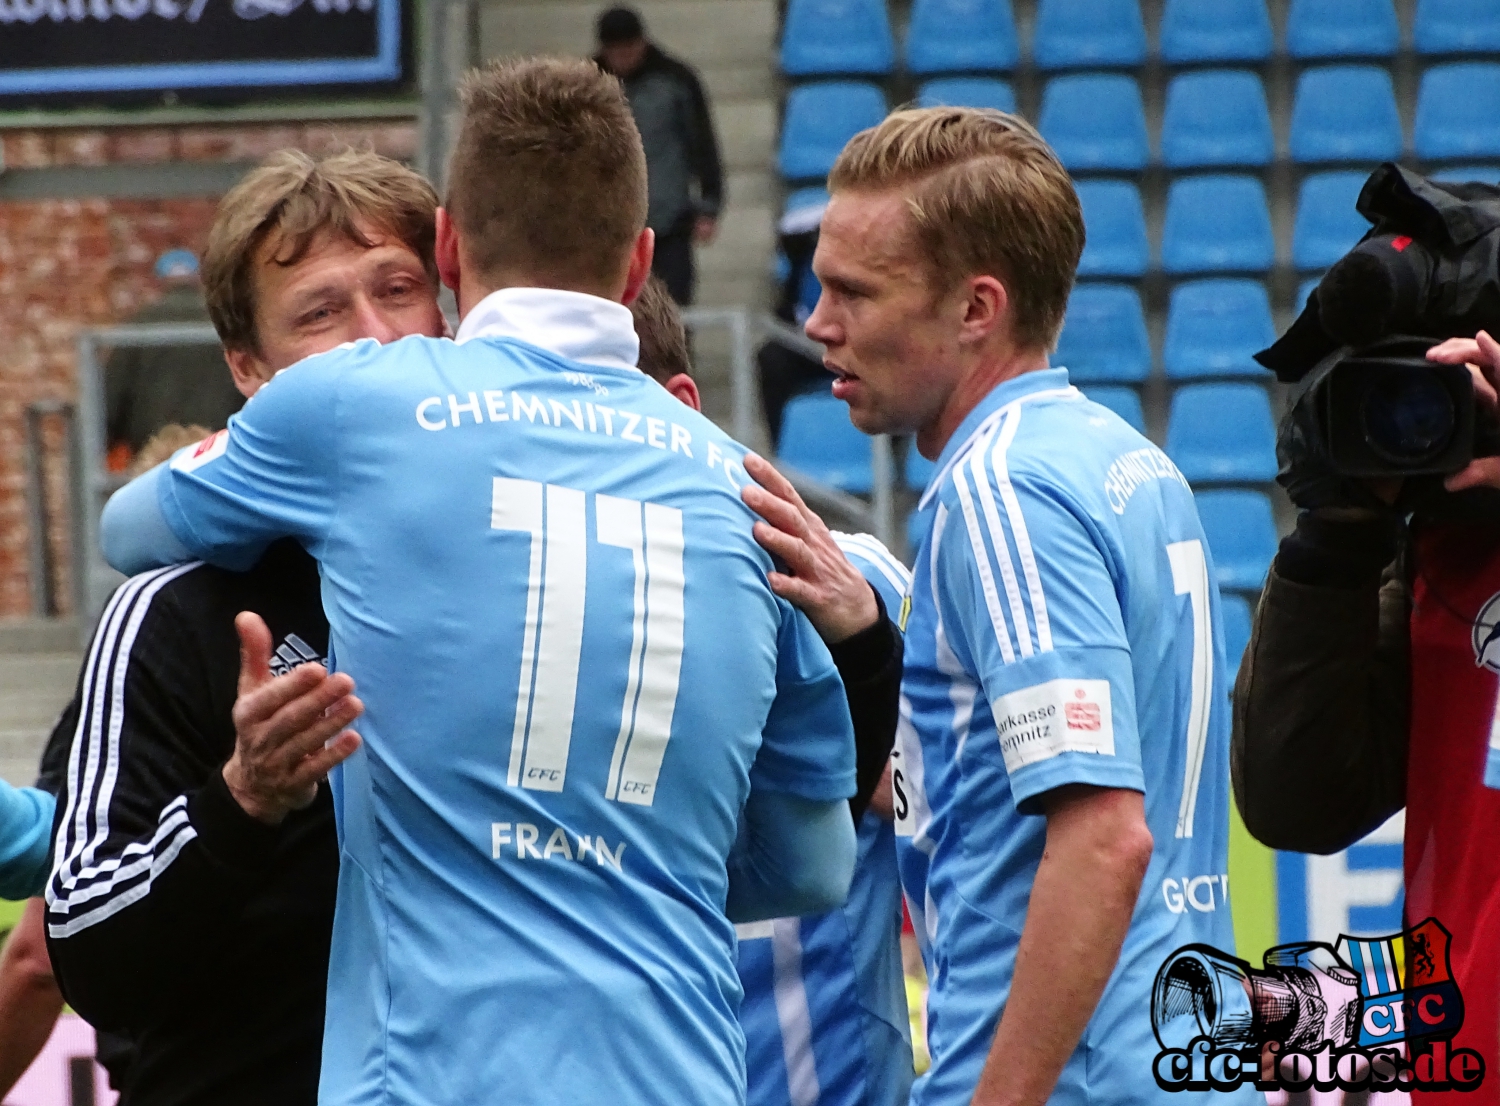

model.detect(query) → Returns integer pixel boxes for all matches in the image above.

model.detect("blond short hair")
[446,57,648,291]
[130,424,214,477]
[631,277,691,384]
[204,149,438,352]
[829,107,1084,351]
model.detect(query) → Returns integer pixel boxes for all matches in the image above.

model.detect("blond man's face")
[804,189,967,443]
[227,219,446,396]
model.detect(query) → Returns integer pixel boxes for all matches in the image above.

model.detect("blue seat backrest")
[1415,0,1500,55]
[1163,279,1277,379]
[1162,175,1275,274]
[1040,74,1150,171]
[1166,383,1278,484]
[781,0,896,76]
[1415,63,1500,161]
[1056,283,1152,384]
[1193,489,1279,591]
[1288,0,1399,59]
[1161,0,1274,64]
[777,392,875,494]
[1082,386,1147,434]
[906,0,1020,74]
[1293,171,1374,271]
[1162,70,1275,169]
[778,82,888,181]
[1290,66,1404,163]
[1032,0,1148,70]
[1076,180,1150,278]
[916,77,1017,112]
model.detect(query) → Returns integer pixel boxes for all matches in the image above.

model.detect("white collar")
[453,287,641,372]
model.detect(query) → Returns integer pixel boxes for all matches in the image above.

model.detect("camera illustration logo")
[1151,918,1484,1092]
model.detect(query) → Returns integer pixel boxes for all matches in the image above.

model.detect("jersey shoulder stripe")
[832,531,911,607]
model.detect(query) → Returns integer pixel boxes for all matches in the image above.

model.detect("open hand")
[741,453,878,644]
[224,612,363,825]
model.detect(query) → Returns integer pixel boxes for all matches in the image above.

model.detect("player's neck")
[916,344,1050,460]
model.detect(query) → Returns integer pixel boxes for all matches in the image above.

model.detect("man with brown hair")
[760,106,1248,1106]
[41,148,446,1106]
[101,57,857,1106]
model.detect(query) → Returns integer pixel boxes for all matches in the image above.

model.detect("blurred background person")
[103,249,243,474]
[595,4,723,306]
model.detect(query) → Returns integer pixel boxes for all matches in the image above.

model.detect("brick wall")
[0,118,417,618]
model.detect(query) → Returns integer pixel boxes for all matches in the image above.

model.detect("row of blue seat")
[1058,281,1276,383]
[780,382,1279,493]
[779,66,1500,181]
[782,0,1500,78]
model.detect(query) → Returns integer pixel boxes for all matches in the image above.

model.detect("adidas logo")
[268,633,324,678]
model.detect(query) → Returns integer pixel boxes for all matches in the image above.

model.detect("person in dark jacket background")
[595,6,724,305]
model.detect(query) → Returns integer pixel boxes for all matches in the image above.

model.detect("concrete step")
[0,618,78,654]
[0,652,81,786]
[700,64,780,104]
[715,99,775,172]
[724,169,775,210]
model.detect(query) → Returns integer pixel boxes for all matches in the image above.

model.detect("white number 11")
[1167,540,1213,839]
[491,477,685,806]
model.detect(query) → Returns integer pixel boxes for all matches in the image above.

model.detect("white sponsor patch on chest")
[992,678,1114,772]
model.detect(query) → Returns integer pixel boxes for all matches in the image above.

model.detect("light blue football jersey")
[150,291,857,1106]
[737,534,913,1106]
[896,368,1250,1106]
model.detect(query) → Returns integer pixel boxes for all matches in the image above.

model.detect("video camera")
[1258,165,1500,488]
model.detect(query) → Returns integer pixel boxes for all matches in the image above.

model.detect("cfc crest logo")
[1150,917,1483,1093]
[1473,591,1500,672]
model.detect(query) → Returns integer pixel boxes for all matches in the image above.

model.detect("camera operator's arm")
[1431,332,1500,493]
[1232,510,1410,854]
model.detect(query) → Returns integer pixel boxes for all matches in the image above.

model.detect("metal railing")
[24,400,82,619]
[69,313,901,637]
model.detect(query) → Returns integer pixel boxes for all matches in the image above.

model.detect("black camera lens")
[1360,365,1457,466]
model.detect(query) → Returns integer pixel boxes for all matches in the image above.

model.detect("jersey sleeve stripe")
[951,448,1017,665]
[990,406,1053,654]
[832,533,912,595]
[47,563,202,935]
[965,430,1035,659]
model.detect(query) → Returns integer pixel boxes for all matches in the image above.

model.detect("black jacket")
[44,540,335,1106]
[597,44,724,234]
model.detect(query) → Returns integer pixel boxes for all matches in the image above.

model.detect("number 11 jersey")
[894,368,1250,1106]
[149,290,856,1106]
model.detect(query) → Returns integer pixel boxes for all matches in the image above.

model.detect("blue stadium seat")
[1291,67,1404,164]
[1082,386,1147,434]
[1220,593,1253,681]
[1162,176,1275,274]
[1040,75,1150,172]
[778,83,887,181]
[1297,276,1322,313]
[1163,280,1276,379]
[1032,0,1148,71]
[1287,0,1399,59]
[777,392,873,493]
[1076,181,1150,278]
[906,0,1019,74]
[1432,165,1500,185]
[1416,64,1500,161]
[1167,383,1278,483]
[916,77,1016,112]
[905,450,938,491]
[1162,70,1274,169]
[780,0,896,76]
[1415,0,1500,55]
[1055,283,1151,383]
[1293,171,1373,270]
[1160,0,1273,64]
[1194,490,1278,591]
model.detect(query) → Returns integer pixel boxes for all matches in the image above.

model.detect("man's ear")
[225,347,272,399]
[959,275,1009,345]
[662,372,700,412]
[435,207,462,293]
[621,228,656,306]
